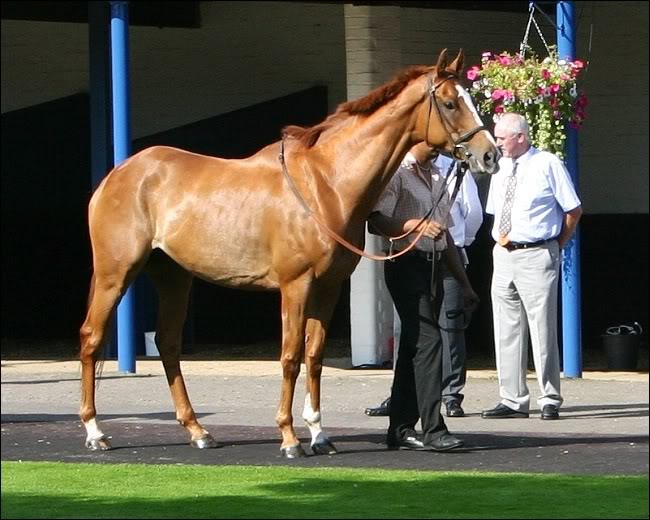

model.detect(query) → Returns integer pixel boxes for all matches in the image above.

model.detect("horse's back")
[88,145,296,288]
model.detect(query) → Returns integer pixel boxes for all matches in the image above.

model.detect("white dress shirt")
[486,146,581,244]
[433,154,484,253]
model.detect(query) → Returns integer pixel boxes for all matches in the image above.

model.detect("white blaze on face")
[84,417,105,442]
[302,393,324,445]
[455,85,497,146]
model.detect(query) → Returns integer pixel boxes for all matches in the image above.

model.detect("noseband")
[425,73,487,162]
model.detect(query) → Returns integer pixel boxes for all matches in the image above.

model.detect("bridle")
[425,72,488,163]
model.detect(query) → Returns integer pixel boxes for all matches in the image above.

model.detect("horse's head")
[418,49,500,175]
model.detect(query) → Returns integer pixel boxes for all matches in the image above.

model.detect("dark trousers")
[385,254,448,445]
[439,261,468,406]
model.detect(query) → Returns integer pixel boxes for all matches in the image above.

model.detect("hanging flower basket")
[467,48,588,158]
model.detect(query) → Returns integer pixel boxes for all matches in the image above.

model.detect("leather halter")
[425,73,488,162]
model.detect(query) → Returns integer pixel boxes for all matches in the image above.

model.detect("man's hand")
[416,219,446,240]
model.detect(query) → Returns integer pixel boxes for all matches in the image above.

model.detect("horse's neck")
[324,103,419,221]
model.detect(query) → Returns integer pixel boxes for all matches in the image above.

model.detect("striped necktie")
[498,161,518,237]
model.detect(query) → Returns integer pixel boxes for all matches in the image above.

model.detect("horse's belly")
[157,243,280,290]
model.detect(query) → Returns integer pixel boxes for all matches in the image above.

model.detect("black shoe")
[445,402,465,417]
[387,435,426,451]
[541,404,560,420]
[365,397,391,417]
[481,403,529,419]
[425,434,464,452]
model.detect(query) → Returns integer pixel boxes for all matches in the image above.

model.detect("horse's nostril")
[485,149,502,167]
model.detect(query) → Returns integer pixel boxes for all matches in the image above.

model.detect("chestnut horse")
[79,49,500,458]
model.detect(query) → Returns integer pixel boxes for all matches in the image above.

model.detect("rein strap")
[279,141,429,262]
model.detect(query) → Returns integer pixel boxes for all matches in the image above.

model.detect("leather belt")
[394,250,436,262]
[504,238,555,251]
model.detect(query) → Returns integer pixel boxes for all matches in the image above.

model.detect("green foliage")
[467,48,588,158]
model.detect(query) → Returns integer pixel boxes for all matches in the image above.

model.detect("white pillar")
[344,4,401,367]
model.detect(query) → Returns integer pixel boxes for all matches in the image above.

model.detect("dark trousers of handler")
[384,252,449,445]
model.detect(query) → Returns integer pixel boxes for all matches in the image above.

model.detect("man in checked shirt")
[366,142,479,452]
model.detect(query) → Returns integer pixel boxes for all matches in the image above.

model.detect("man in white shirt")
[435,152,483,417]
[482,113,582,421]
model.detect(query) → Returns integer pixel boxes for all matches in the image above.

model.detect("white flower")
[482,78,490,86]
[473,81,481,90]
[484,90,492,98]
[534,95,544,104]
[558,59,567,66]
[569,86,577,97]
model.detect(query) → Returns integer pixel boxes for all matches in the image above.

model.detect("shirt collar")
[512,145,537,168]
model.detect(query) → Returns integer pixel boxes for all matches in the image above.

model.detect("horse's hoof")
[281,444,307,458]
[191,435,220,449]
[311,439,337,455]
[85,436,112,451]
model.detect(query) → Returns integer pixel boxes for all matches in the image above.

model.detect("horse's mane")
[282,65,433,148]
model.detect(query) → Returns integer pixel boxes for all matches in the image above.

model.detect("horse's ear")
[447,49,464,76]
[435,48,449,74]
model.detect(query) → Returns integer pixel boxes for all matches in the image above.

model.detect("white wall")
[1,1,347,138]
[1,1,647,213]
[1,20,89,113]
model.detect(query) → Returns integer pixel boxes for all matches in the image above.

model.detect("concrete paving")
[1,358,648,475]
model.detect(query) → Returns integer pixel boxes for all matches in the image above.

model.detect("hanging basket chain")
[531,9,553,57]
[519,4,535,56]
[520,2,554,58]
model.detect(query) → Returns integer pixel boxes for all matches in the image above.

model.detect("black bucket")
[602,334,640,370]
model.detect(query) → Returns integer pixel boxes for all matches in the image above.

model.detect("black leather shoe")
[387,435,426,451]
[445,402,465,417]
[425,434,464,452]
[541,404,560,420]
[481,403,529,419]
[365,397,391,417]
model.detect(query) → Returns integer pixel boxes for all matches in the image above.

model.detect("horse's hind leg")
[303,283,341,455]
[145,252,219,449]
[80,270,137,450]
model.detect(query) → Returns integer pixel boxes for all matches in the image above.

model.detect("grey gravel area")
[1,359,648,475]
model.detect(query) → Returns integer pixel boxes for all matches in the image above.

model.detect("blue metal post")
[111,1,137,373]
[557,1,582,378]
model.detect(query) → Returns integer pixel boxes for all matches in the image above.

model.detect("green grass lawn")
[1,461,648,519]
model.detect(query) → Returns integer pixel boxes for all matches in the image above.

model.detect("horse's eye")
[444,101,455,110]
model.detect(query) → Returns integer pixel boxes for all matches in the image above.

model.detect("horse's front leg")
[277,277,311,458]
[302,284,341,455]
